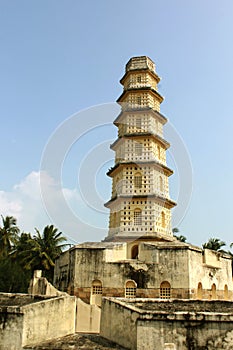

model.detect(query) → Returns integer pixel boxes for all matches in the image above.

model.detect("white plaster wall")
[188,249,233,295]
[100,298,137,350]
[0,310,23,350]
[104,243,127,262]
[22,295,76,347]
[76,298,100,333]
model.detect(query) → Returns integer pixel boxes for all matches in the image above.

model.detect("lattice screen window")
[135,143,143,156]
[134,174,142,188]
[137,96,141,105]
[92,280,103,295]
[159,176,163,192]
[161,211,166,228]
[134,209,142,226]
[125,281,137,298]
[136,117,142,129]
[160,281,171,299]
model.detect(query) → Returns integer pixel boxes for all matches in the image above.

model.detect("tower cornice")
[104,194,176,209]
[110,133,170,151]
[114,107,168,125]
[106,161,173,177]
[120,67,160,86]
[117,87,164,104]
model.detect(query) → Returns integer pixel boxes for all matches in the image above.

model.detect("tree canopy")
[202,238,226,252]
[0,216,67,292]
[0,215,20,257]
[172,228,187,243]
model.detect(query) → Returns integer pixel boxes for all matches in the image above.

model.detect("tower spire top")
[125,56,156,73]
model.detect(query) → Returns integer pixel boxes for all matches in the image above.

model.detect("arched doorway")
[131,245,139,259]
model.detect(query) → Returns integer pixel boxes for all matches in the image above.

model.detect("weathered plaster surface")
[101,298,233,350]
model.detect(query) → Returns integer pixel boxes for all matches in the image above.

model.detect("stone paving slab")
[24,333,127,350]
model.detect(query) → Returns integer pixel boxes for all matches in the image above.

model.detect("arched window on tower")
[134,209,142,226]
[137,75,142,83]
[134,173,142,188]
[135,142,143,156]
[125,280,137,298]
[159,176,163,192]
[90,279,103,306]
[137,96,141,106]
[157,145,161,160]
[160,281,171,299]
[131,245,139,259]
[136,117,142,129]
[161,211,166,228]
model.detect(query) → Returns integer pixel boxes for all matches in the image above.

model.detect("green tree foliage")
[172,228,187,243]
[0,256,31,293]
[0,215,20,257]
[14,225,67,282]
[0,216,67,291]
[174,235,187,242]
[202,238,226,252]
[172,227,179,234]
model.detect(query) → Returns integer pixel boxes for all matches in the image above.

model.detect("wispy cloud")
[0,171,107,243]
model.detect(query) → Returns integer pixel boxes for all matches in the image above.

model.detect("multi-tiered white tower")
[105,56,176,242]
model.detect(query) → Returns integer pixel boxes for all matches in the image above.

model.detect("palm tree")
[202,238,226,252]
[174,235,187,243]
[12,232,35,269]
[172,227,179,234]
[0,215,20,257]
[15,225,67,281]
[172,227,187,242]
[34,225,67,264]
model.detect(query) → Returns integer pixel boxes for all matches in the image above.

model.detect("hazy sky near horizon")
[0,0,233,247]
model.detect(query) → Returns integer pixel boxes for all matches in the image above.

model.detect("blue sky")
[0,0,233,247]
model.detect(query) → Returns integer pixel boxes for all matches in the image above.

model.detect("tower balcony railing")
[117,225,171,235]
[124,82,153,90]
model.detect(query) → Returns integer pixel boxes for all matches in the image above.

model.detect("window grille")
[136,118,142,129]
[135,143,142,156]
[137,96,141,105]
[161,211,166,228]
[92,280,103,295]
[160,282,171,299]
[160,287,171,299]
[134,210,142,226]
[125,281,137,298]
[134,175,142,188]
[125,287,136,298]
[92,285,102,295]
